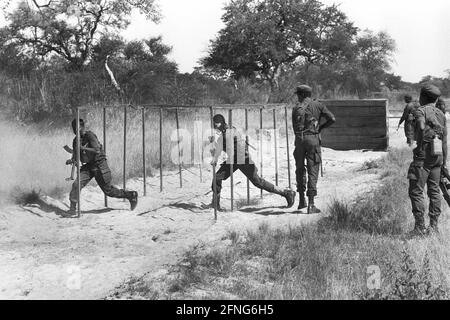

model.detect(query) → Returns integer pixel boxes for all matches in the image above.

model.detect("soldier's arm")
[415,108,426,152]
[292,107,297,133]
[319,105,336,132]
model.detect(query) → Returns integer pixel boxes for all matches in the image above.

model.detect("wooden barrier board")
[320,99,389,151]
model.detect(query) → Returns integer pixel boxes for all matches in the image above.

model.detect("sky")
[1,0,449,83]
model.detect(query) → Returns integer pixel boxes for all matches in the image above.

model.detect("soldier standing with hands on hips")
[292,85,336,214]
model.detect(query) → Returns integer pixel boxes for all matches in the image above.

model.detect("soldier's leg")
[407,163,429,233]
[69,166,93,205]
[94,161,127,199]
[427,166,442,232]
[405,123,414,146]
[240,164,276,193]
[240,164,295,207]
[94,160,138,210]
[294,138,307,208]
[304,136,321,213]
[294,138,307,194]
[210,163,233,210]
[212,164,233,194]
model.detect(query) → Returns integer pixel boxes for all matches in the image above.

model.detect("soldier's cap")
[420,84,441,100]
[295,85,312,94]
[213,114,226,124]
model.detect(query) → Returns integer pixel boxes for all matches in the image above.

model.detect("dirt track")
[0,120,404,299]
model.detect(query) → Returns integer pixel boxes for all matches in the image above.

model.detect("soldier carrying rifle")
[64,118,138,217]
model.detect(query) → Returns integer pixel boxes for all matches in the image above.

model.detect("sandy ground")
[0,118,409,299]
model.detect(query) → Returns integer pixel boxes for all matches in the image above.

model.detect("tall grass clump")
[323,148,412,235]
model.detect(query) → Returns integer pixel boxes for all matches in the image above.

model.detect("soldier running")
[209,114,296,211]
[407,85,446,236]
[397,94,420,146]
[65,118,138,216]
[292,85,336,214]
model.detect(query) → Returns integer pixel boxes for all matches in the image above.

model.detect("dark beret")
[420,84,441,100]
[295,85,312,94]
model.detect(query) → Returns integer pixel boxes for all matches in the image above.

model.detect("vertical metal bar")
[199,113,203,183]
[160,107,163,192]
[103,107,108,207]
[142,107,147,197]
[175,107,183,188]
[273,108,279,186]
[123,105,127,192]
[229,109,234,212]
[245,108,250,205]
[210,106,217,220]
[76,108,81,218]
[285,106,291,189]
[259,108,263,199]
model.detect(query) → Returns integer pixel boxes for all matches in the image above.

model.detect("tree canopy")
[202,0,357,87]
[2,0,161,70]
[201,0,397,97]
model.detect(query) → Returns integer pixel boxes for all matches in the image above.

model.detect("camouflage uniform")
[408,102,447,232]
[292,97,335,198]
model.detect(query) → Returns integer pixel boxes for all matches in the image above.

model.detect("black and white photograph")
[0,0,449,304]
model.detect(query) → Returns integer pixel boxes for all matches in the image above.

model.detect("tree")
[201,0,357,89]
[2,0,161,70]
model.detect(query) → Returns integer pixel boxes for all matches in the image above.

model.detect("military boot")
[298,193,307,210]
[428,215,439,235]
[126,191,138,211]
[407,218,428,238]
[64,201,77,217]
[283,190,296,208]
[307,196,321,214]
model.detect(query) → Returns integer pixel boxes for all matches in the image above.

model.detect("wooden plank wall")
[319,99,389,151]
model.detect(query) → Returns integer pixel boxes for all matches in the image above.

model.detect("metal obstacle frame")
[75,104,293,219]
